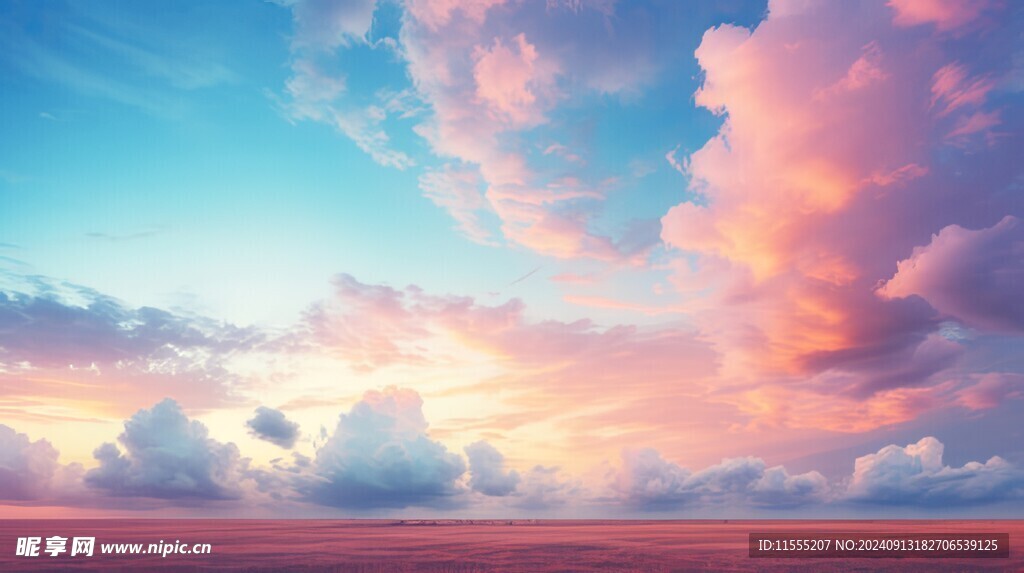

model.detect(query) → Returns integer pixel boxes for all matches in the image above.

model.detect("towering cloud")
[846,437,1024,505]
[0,424,78,501]
[85,399,249,500]
[658,0,1020,429]
[302,388,467,509]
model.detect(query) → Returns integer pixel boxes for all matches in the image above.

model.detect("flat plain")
[0,519,1020,572]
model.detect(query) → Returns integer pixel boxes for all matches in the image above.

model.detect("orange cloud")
[658,0,1013,429]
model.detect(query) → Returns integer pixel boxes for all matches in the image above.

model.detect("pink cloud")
[888,0,992,32]
[863,163,929,187]
[563,294,684,316]
[302,274,433,372]
[878,216,1024,333]
[302,273,725,461]
[264,0,1024,446]
[658,0,1017,430]
[727,380,958,433]
[473,33,556,127]
[279,0,708,260]
[814,41,889,99]
[930,62,996,116]
[668,9,926,275]
[405,0,506,32]
[399,1,665,260]
[956,373,1024,411]
[664,145,687,175]
[944,109,1002,144]
[307,272,712,371]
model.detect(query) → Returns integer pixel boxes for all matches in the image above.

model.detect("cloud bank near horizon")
[3,389,1023,515]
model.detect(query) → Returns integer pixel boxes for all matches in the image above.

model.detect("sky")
[0,0,1022,518]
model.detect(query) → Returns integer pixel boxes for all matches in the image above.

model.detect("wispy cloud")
[0,8,235,117]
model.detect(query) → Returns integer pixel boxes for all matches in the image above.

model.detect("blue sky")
[1,0,761,327]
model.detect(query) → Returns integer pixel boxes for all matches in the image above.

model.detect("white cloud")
[301,387,467,509]
[0,424,80,501]
[85,399,249,500]
[278,0,415,170]
[846,436,1024,505]
[466,440,520,497]
[613,448,827,510]
[282,0,378,49]
[510,465,577,510]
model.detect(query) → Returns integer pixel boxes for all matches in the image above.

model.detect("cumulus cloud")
[752,466,831,508]
[613,448,827,510]
[465,440,520,496]
[658,0,1020,428]
[846,437,1024,505]
[510,465,578,510]
[878,216,1024,333]
[930,62,995,117]
[85,399,249,500]
[613,448,692,509]
[301,387,466,509]
[0,424,80,501]
[247,407,301,449]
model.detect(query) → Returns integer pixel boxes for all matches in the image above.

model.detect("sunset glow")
[1,0,1022,519]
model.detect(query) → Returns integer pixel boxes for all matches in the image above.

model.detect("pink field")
[0,520,1020,572]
